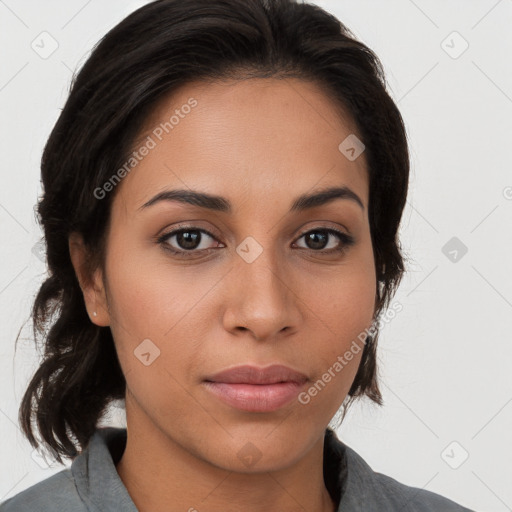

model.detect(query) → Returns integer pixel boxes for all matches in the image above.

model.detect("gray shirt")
[0,427,475,511]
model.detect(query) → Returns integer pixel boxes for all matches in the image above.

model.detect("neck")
[115,401,337,512]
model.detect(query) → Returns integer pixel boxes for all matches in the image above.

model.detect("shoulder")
[0,468,86,512]
[367,468,475,511]
[0,427,133,512]
[337,439,475,511]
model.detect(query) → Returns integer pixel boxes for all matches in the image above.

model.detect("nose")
[222,247,303,342]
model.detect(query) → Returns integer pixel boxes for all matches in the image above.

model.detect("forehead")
[113,77,368,214]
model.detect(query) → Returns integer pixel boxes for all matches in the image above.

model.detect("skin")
[69,77,376,512]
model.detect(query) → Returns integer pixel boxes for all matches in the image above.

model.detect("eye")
[157,225,355,258]
[157,226,224,257]
[293,227,355,254]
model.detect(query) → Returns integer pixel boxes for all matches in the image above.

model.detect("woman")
[0,0,475,510]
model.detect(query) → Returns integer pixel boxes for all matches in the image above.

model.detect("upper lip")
[204,364,308,385]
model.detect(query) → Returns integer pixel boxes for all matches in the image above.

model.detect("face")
[73,77,376,473]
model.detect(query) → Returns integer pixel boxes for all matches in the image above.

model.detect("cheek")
[104,256,208,425]
[320,275,375,343]
[294,274,374,419]
[305,281,373,382]
[105,230,201,333]
[104,244,223,383]
[299,248,376,392]
[306,244,376,341]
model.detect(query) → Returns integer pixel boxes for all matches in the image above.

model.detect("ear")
[68,231,110,327]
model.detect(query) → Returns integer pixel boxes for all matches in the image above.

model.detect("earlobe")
[89,267,110,327]
[68,232,110,327]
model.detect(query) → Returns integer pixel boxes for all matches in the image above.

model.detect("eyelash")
[156,225,355,258]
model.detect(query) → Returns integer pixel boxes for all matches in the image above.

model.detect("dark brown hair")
[17,0,409,463]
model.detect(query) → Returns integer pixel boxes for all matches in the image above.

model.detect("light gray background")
[1,1,511,511]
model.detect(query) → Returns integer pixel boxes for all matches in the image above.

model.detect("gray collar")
[72,428,137,512]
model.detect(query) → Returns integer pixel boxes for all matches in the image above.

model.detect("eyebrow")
[139,185,364,213]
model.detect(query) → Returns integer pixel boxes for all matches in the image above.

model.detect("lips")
[202,364,309,412]
[204,364,308,385]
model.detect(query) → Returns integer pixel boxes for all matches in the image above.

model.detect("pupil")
[177,230,200,250]
[307,231,327,250]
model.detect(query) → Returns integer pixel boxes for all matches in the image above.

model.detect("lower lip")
[203,381,307,412]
